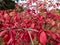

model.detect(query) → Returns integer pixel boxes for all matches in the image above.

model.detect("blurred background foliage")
[0,0,15,10]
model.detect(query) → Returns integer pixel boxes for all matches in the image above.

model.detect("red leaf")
[0,24,3,28]
[0,30,7,37]
[40,31,47,45]
[46,30,57,40]
[7,38,13,45]
[57,43,60,45]
[31,23,35,28]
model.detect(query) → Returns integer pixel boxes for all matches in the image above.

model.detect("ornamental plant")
[0,9,60,45]
[0,0,60,45]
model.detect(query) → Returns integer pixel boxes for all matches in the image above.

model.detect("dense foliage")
[0,9,60,45]
[0,0,60,45]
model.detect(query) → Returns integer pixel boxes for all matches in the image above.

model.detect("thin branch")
[28,30,34,45]
[23,28,39,32]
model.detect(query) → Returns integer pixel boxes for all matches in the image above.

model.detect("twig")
[28,30,34,45]
[23,28,39,32]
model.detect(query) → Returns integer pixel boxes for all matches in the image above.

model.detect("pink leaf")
[0,30,7,37]
[31,23,35,28]
[40,31,47,45]
[7,38,13,45]
[57,43,60,45]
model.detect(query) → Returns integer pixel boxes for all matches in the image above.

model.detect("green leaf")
[46,42,53,45]
[58,10,60,14]
[0,38,3,45]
